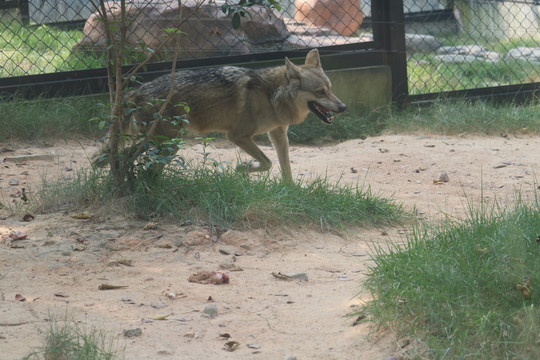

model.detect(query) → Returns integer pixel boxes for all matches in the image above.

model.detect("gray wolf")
[96,49,347,182]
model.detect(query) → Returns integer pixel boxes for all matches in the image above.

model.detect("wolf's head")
[286,49,347,125]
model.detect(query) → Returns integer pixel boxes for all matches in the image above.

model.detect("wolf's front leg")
[226,134,273,174]
[268,126,293,183]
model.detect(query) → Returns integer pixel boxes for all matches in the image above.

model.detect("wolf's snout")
[337,103,348,113]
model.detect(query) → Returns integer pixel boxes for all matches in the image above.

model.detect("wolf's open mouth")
[308,101,334,125]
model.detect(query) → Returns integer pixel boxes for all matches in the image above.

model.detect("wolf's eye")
[316,89,327,97]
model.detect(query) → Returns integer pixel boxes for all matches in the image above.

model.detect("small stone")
[219,259,243,271]
[203,303,218,318]
[8,178,19,186]
[283,355,297,360]
[287,272,308,281]
[219,246,236,255]
[439,172,450,182]
[123,328,142,338]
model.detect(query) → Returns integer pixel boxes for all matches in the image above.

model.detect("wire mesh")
[1,1,538,98]
[0,0,371,79]
[401,0,540,95]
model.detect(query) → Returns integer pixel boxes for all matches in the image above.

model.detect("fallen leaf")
[98,283,128,290]
[153,314,169,321]
[15,294,26,302]
[116,258,133,267]
[156,243,172,249]
[188,270,229,285]
[218,333,231,340]
[143,222,157,230]
[54,293,69,298]
[424,144,435,148]
[352,314,366,326]
[8,231,27,241]
[433,180,444,185]
[272,272,291,280]
[350,167,357,173]
[515,279,531,299]
[71,212,91,219]
[10,244,25,249]
[224,341,240,352]
[476,246,488,254]
[22,213,34,222]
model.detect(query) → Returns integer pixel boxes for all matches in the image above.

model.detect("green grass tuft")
[37,164,405,230]
[24,312,123,360]
[360,195,540,359]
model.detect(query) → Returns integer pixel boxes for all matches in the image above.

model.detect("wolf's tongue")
[308,101,333,124]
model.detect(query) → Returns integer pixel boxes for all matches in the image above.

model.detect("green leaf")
[231,12,241,29]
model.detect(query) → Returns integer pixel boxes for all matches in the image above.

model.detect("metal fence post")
[371,0,409,107]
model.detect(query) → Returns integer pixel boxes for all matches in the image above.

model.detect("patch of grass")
[24,312,123,360]
[0,19,104,77]
[36,164,406,230]
[3,94,539,144]
[287,109,389,144]
[407,31,540,95]
[360,196,540,359]
[0,94,108,142]
[408,56,540,95]
[384,98,540,135]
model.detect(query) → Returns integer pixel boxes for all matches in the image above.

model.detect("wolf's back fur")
[97,49,347,182]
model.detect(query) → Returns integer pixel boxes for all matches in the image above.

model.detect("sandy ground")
[1,134,539,360]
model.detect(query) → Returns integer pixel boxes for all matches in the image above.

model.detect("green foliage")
[408,56,540,95]
[24,312,122,360]
[0,19,104,77]
[288,109,389,144]
[220,0,282,29]
[0,94,108,142]
[361,196,540,359]
[37,162,405,230]
[384,98,540,135]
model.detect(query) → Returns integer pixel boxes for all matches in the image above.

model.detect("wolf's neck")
[258,66,304,121]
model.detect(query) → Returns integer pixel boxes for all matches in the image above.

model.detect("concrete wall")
[326,66,392,114]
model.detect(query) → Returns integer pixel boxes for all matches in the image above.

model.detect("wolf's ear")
[304,49,321,68]
[285,57,301,79]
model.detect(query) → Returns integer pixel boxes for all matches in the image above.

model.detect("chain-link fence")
[398,0,540,95]
[1,1,538,99]
[0,0,370,79]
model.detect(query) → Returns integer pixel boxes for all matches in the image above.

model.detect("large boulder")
[294,0,364,37]
[72,0,290,60]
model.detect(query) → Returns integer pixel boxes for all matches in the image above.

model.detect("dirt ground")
[1,134,539,360]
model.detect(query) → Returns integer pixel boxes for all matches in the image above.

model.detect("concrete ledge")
[326,66,391,114]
